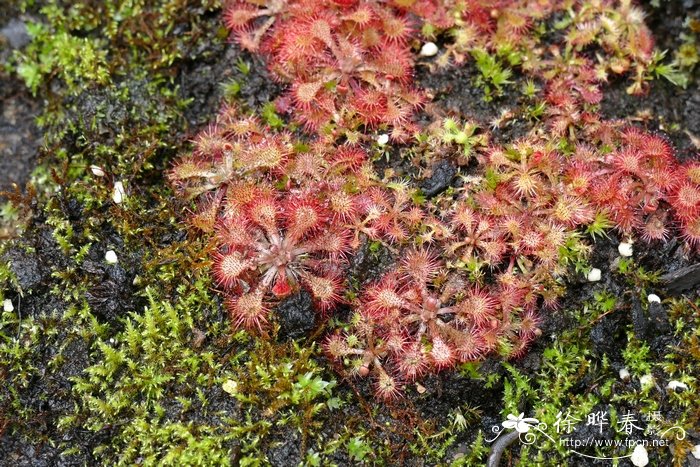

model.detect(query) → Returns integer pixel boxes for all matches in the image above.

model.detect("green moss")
[470,48,513,101]
[466,294,700,465]
[16,21,110,95]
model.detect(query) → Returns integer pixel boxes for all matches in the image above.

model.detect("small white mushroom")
[105,250,118,265]
[647,294,661,304]
[666,380,688,391]
[619,367,631,381]
[377,134,389,146]
[587,268,602,282]
[222,379,238,395]
[90,165,106,177]
[112,181,126,204]
[631,444,649,467]
[618,242,634,257]
[419,41,439,57]
[3,299,14,312]
[639,374,654,388]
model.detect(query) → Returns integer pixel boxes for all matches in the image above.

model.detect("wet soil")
[0,15,41,194]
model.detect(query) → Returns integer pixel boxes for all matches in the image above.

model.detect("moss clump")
[59,284,342,465]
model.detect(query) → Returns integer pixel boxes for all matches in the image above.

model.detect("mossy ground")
[0,0,698,465]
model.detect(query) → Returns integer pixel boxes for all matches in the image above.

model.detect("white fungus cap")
[222,379,238,395]
[619,368,631,381]
[3,299,13,312]
[587,268,602,282]
[639,374,654,388]
[631,445,649,467]
[90,165,106,177]
[647,294,661,304]
[618,242,634,257]
[666,380,688,391]
[691,445,700,460]
[419,41,439,57]
[105,250,118,265]
[377,134,389,146]
[112,181,126,204]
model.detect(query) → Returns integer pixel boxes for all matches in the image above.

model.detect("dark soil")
[603,0,700,152]
[1,10,41,193]
[0,75,41,193]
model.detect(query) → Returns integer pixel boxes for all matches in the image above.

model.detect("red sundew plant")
[324,309,406,399]
[223,0,427,138]
[168,105,384,216]
[564,0,655,94]
[326,123,691,397]
[569,128,681,242]
[325,249,544,398]
[447,204,506,267]
[169,104,403,331]
[165,1,700,400]
[351,181,425,247]
[223,0,305,52]
[672,163,700,247]
[441,0,666,100]
[469,139,593,269]
[543,67,604,138]
[168,106,292,201]
[553,125,700,251]
[410,136,597,317]
[441,0,562,67]
[213,183,350,330]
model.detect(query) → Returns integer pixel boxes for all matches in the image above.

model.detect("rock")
[630,295,672,348]
[85,280,123,320]
[266,432,301,466]
[0,19,31,49]
[587,268,602,282]
[106,264,128,284]
[648,301,670,334]
[691,444,700,460]
[104,250,118,264]
[590,314,621,357]
[349,239,395,286]
[639,374,654,389]
[666,380,688,392]
[631,297,648,339]
[619,368,630,380]
[90,165,106,177]
[5,248,43,290]
[274,290,315,339]
[84,257,130,322]
[420,42,439,57]
[80,260,103,275]
[618,242,634,257]
[660,263,700,295]
[420,160,456,197]
[631,444,649,467]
